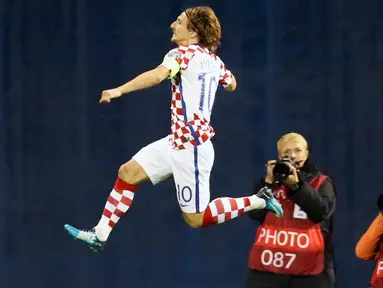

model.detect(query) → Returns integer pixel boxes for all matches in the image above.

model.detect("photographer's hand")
[284,165,300,188]
[265,160,276,184]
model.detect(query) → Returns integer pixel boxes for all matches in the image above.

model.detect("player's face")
[278,140,309,168]
[170,12,192,45]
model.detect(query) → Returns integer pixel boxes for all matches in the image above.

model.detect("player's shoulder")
[165,48,183,61]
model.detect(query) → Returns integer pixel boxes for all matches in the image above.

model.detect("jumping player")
[64,6,283,251]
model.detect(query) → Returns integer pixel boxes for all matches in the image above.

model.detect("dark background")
[1,0,382,287]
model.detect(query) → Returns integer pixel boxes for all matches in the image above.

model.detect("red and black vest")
[249,175,328,275]
[371,242,383,287]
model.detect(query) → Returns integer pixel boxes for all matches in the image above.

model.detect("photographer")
[244,133,336,288]
[355,194,383,287]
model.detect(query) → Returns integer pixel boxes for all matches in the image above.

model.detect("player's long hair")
[185,6,222,53]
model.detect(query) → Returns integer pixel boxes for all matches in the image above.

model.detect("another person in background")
[355,194,383,288]
[244,132,336,288]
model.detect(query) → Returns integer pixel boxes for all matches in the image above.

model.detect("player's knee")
[183,213,203,228]
[118,161,145,185]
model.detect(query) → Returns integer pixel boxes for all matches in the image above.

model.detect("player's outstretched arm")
[99,66,171,103]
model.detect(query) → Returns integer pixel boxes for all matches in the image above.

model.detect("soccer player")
[64,6,283,251]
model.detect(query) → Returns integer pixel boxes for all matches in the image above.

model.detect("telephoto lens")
[272,156,295,183]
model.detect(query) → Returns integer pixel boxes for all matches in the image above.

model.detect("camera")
[272,156,298,184]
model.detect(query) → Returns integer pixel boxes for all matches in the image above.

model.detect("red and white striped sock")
[202,195,266,227]
[94,177,137,241]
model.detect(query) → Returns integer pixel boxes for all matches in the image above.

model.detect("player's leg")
[171,141,214,226]
[189,185,283,228]
[64,137,172,251]
[91,159,148,242]
[171,141,282,228]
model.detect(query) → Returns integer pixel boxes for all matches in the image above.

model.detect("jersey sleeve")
[218,59,233,88]
[159,47,195,78]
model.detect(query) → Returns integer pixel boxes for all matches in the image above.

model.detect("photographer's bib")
[371,242,383,287]
[249,175,327,275]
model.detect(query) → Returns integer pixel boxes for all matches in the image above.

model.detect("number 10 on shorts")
[261,250,296,269]
[177,184,193,204]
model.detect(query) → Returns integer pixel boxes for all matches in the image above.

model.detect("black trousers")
[244,268,336,288]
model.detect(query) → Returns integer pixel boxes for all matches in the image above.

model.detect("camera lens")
[273,162,291,178]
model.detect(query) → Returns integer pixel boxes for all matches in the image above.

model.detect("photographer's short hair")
[277,133,308,151]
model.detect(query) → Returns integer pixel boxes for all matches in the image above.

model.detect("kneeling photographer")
[355,194,383,287]
[244,133,337,288]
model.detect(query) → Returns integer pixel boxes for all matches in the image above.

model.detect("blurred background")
[1,0,382,287]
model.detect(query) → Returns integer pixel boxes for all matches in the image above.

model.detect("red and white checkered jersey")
[160,44,233,150]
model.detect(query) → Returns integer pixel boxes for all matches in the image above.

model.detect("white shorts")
[132,136,214,213]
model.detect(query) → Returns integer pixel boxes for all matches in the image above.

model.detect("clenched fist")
[99,88,122,103]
